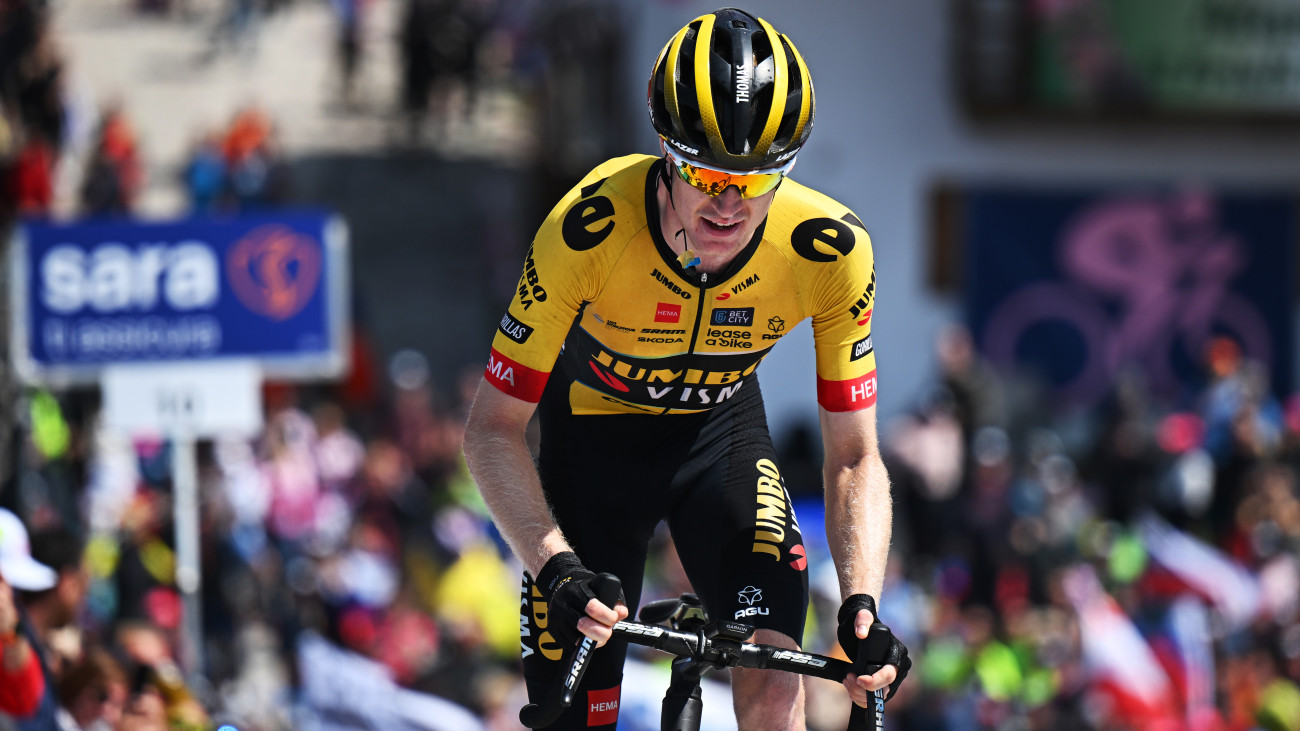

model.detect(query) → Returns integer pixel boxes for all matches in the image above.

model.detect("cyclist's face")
[665,177,777,274]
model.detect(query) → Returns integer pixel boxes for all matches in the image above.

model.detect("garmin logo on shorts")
[851,334,873,361]
[498,312,533,344]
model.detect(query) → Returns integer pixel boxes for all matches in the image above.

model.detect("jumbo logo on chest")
[571,330,770,408]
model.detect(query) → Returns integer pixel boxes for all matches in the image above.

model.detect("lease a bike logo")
[227,225,322,321]
[735,585,768,620]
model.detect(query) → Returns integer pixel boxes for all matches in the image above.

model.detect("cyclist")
[464,8,910,729]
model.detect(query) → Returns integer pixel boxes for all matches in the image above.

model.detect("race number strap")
[484,347,550,403]
[817,369,877,412]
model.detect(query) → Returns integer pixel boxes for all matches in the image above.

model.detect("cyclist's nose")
[712,186,745,215]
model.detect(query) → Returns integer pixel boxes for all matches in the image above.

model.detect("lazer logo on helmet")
[667,138,700,156]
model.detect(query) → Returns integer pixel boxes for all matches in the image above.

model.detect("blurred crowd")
[0,0,292,224]
[5,0,1300,729]
[6,317,1300,731]
[841,327,1300,731]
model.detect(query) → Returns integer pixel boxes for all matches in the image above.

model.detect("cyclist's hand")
[837,595,912,704]
[535,552,627,649]
[575,593,629,648]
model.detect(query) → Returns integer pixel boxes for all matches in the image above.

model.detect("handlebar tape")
[519,573,623,728]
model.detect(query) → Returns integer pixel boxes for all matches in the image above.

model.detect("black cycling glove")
[534,551,601,648]
[837,594,912,701]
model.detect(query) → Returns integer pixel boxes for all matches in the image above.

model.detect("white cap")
[0,509,57,591]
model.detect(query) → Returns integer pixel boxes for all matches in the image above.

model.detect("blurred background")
[3,0,1300,728]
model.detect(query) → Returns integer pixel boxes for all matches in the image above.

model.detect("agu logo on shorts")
[735,585,768,619]
[226,225,322,321]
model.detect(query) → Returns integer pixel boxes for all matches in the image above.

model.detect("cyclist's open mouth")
[703,218,740,232]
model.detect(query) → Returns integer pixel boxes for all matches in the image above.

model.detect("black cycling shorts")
[518,375,810,729]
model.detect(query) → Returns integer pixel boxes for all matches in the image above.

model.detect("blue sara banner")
[10,211,349,383]
[965,188,1294,407]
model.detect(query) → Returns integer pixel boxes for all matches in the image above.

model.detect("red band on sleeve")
[484,348,550,403]
[817,369,877,412]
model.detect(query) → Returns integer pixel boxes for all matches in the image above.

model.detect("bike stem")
[663,655,712,731]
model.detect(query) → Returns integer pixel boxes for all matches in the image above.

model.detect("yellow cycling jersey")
[484,154,878,416]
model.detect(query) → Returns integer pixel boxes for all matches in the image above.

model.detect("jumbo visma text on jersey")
[482,154,880,416]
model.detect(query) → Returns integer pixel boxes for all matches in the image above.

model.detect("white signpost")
[104,360,264,679]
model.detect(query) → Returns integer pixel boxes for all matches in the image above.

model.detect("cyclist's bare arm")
[819,404,898,701]
[464,381,625,644]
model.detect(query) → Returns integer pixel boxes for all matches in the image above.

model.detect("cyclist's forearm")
[464,422,572,576]
[823,453,892,605]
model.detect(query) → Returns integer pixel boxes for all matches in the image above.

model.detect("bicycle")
[520,573,893,731]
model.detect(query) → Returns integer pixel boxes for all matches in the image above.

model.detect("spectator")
[181,131,226,213]
[54,646,127,731]
[0,509,59,730]
[1,572,45,721]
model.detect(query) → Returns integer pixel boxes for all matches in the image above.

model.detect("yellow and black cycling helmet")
[649,8,814,172]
